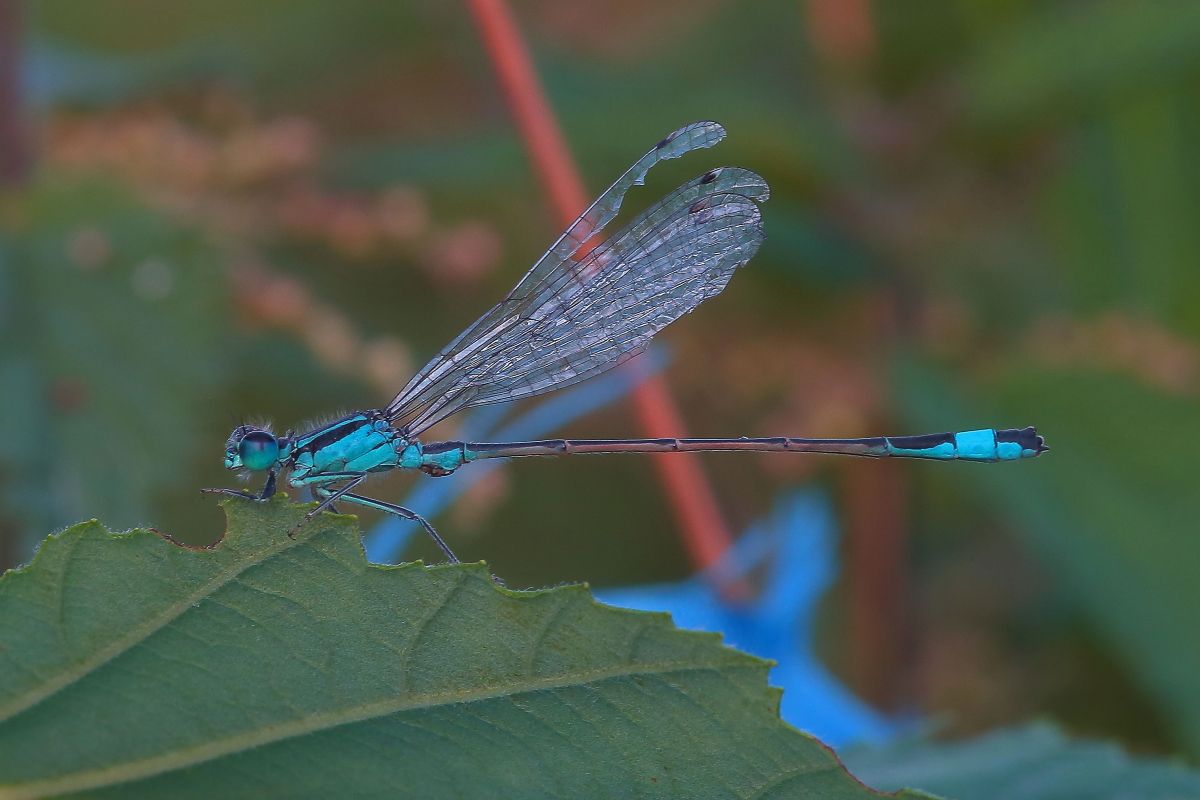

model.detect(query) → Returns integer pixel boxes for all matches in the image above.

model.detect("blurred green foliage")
[2,0,1200,764]
[0,179,228,551]
[846,721,1200,800]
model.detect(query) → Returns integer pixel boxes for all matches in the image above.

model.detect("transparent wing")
[387,122,769,436]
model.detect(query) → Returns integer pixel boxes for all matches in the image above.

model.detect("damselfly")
[206,121,1046,562]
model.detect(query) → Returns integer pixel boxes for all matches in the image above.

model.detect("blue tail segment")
[884,426,1047,461]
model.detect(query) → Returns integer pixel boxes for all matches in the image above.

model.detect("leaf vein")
[0,660,732,799]
[0,524,313,723]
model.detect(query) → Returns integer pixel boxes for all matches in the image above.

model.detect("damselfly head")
[224,424,280,472]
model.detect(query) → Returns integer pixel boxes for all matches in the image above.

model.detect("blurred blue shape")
[363,349,666,564]
[24,38,238,108]
[595,490,898,749]
[25,41,161,107]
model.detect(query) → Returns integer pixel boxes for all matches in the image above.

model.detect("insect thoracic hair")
[223,423,282,472]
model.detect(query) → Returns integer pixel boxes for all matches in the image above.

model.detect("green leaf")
[0,499,923,799]
[843,722,1200,800]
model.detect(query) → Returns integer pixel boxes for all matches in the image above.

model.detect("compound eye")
[238,431,279,471]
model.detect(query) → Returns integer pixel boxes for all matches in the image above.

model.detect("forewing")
[387,123,768,435]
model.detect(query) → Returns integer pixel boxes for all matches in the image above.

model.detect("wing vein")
[386,123,768,436]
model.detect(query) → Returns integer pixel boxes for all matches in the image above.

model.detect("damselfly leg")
[311,487,461,564]
[202,469,278,501]
[279,472,368,538]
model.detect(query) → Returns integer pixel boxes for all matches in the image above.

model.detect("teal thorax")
[285,411,476,485]
[224,411,477,486]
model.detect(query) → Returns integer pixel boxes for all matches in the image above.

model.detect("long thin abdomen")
[457,427,1046,463]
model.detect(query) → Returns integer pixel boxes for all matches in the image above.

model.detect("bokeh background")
[2,0,1198,765]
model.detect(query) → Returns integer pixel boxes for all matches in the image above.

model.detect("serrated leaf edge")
[0,506,329,723]
[0,505,923,800]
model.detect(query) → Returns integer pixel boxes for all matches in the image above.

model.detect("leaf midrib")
[0,659,742,800]
[0,525,312,723]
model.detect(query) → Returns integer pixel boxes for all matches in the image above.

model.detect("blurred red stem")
[842,458,909,708]
[805,0,910,707]
[465,0,746,600]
